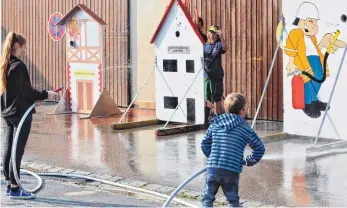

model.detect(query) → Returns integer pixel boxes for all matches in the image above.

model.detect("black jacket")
[199,30,207,43]
[1,55,48,118]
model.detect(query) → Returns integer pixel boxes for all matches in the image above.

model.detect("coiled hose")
[11,103,45,194]
[7,102,196,207]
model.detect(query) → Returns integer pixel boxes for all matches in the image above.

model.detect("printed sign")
[282,0,347,140]
[74,70,96,78]
[168,46,190,54]
[48,12,66,41]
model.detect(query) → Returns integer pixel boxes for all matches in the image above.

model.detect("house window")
[187,98,195,123]
[186,60,194,73]
[163,59,178,72]
[164,96,178,109]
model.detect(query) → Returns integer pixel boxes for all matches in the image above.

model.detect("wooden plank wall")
[2,0,283,119]
[1,0,130,107]
[191,0,283,121]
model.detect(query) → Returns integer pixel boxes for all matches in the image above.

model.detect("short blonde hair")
[207,31,213,44]
[207,31,219,44]
[224,93,247,114]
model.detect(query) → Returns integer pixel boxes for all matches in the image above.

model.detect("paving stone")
[258,205,276,208]
[21,161,30,166]
[183,190,201,199]
[46,167,65,173]
[156,186,176,194]
[98,184,117,192]
[88,173,113,180]
[59,169,75,174]
[108,176,124,182]
[243,201,263,207]
[38,164,55,172]
[87,181,103,186]
[72,170,92,176]
[143,184,164,192]
[27,162,39,169]
[128,180,148,188]
[35,164,47,169]
[117,179,136,186]
[215,195,225,203]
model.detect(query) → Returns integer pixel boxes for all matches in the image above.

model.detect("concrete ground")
[1,175,162,207]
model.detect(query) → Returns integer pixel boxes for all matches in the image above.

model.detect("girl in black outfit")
[1,32,57,199]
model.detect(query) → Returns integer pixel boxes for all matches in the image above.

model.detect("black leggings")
[2,114,32,185]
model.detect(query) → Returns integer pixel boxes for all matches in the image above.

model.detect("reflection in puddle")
[20,113,347,207]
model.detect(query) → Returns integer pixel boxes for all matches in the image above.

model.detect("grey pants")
[2,114,32,185]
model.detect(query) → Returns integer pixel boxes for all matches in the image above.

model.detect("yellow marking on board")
[74,70,96,78]
[248,57,264,61]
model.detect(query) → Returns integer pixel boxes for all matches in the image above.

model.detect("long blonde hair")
[0,32,27,94]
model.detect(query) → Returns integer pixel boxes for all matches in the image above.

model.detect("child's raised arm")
[201,127,213,157]
[244,130,265,166]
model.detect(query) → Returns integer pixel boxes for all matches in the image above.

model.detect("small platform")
[110,108,160,130]
[155,123,209,136]
[306,140,347,159]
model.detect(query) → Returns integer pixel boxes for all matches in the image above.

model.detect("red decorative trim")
[56,4,106,26]
[67,63,72,111]
[98,64,102,93]
[150,0,204,45]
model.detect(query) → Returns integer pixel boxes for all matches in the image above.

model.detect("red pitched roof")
[150,0,204,44]
[56,4,106,26]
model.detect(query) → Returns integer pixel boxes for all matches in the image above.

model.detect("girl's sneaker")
[9,188,36,199]
[5,187,10,196]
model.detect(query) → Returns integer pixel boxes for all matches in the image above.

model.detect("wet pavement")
[1,175,161,207]
[243,139,347,207]
[2,103,347,207]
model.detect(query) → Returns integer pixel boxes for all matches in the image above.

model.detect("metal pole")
[251,20,284,129]
[313,45,347,147]
[316,95,341,139]
[118,63,156,123]
[162,58,204,129]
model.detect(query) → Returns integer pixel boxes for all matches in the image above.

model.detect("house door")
[76,80,94,112]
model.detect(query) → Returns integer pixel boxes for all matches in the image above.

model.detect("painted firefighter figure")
[285,2,345,118]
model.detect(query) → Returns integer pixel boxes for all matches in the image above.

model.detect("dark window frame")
[186,60,195,73]
[163,59,178,72]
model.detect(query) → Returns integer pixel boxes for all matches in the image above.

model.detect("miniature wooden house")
[55,4,120,118]
[150,0,205,124]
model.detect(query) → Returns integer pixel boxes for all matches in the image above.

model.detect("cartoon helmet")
[295,2,320,20]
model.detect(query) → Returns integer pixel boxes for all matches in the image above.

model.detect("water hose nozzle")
[54,85,64,93]
[327,30,341,54]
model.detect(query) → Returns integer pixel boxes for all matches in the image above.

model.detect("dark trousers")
[201,172,240,207]
[2,114,32,185]
[204,78,224,103]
